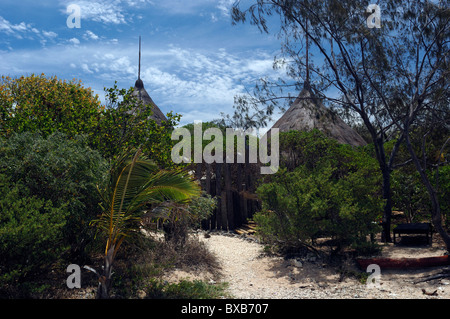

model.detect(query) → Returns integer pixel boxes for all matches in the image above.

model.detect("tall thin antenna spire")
[138,35,141,80]
[305,19,310,88]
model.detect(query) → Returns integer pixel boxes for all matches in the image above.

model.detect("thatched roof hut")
[132,78,167,124]
[269,84,367,147]
[131,36,167,125]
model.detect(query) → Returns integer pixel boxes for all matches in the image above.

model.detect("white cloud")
[0,41,280,124]
[83,30,99,41]
[42,31,58,38]
[59,0,156,25]
[217,0,235,17]
[69,38,80,45]
[81,63,93,74]
[122,0,154,7]
[147,0,215,15]
[0,16,58,45]
[60,0,126,24]
[134,46,278,117]
[0,16,31,37]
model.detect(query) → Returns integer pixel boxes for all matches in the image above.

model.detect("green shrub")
[437,165,450,226]
[187,192,217,229]
[254,130,383,253]
[95,83,182,168]
[0,131,108,261]
[0,75,182,169]
[160,193,216,245]
[0,74,102,139]
[0,175,68,283]
[145,279,229,299]
[391,169,430,222]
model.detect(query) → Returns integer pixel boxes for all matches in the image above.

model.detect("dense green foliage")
[161,192,217,246]
[0,175,68,283]
[0,132,108,284]
[254,130,383,253]
[0,75,181,168]
[187,193,217,229]
[95,83,181,168]
[0,131,108,255]
[0,74,102,139]
[0,74,207,297]
[392,160,450,225]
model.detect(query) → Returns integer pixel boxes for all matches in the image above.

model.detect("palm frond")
[92,149,200,258]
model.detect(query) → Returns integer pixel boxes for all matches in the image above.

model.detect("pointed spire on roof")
[132,36,167,124]
[305,17,310,88]
[138,35,141,80]
[135,36,144,90]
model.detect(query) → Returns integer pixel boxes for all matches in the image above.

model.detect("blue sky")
[0,0,287,126]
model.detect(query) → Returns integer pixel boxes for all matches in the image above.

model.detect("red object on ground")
[356,255,450,270]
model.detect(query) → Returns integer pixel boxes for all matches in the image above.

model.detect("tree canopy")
[230,0,449,247]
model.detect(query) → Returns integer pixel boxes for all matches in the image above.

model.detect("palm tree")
[89,149,200,298]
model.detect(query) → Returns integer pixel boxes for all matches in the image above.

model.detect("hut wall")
[196,162,261,231]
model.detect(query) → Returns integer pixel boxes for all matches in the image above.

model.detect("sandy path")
[195,233,449,299]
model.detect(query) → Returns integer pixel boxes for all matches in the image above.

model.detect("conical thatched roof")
[131,78,167,124]
[130,36,167,125]
[269,85,367,147]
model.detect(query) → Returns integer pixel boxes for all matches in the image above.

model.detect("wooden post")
[205,164,211,196]
[215,163,222,230]
[225,163,234,229]
[205,164,212,230]
[233,190,241,228]
[210,178,216,230]
[221,190,228,230]
[237,163,243,192]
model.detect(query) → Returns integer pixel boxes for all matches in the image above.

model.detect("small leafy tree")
[0,74,102,139]
[254,130,382,254]
[90,149,200,299]
[0,75,182,170]
[95,83,182,168]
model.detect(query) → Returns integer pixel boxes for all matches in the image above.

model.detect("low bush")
[0,175,68,284]
[0,131,108,263]
[254,130,383,254]
[161,193,217,246]
[145,279,229,299]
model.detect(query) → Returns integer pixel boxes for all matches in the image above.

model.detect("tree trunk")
[97,269,112,299]
[381,167,393,243]
[372,136,393,243]
[97,271,111,299]
[96,246,115,299]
